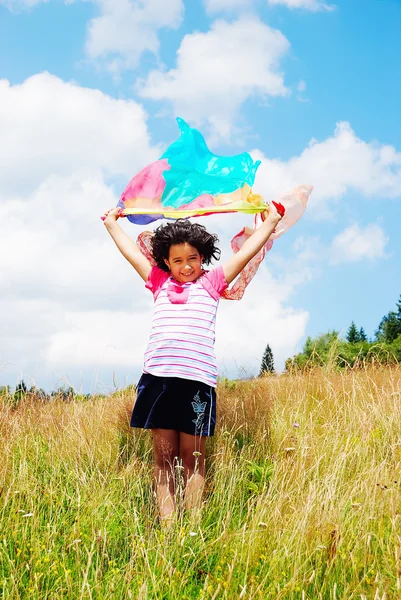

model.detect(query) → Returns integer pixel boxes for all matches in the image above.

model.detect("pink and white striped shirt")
[143,265,228,387]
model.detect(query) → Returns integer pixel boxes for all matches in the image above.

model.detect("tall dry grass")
[0,366,400,599]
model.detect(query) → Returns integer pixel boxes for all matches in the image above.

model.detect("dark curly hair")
[151,219,221,272]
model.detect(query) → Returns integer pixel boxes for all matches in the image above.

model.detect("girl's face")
[164,243,203,283]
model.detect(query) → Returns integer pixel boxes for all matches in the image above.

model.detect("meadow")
[0,366,400,599]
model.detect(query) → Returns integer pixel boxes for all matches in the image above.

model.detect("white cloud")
[204,0,253,13]
[0,72,311,392]
[1,0,184,72]
[0,171,156,392]
[2,74,397,391]
[330,224,389,264]
[85,0,184,71]
[205,0,336,13]
[0,73,158,390]
[267,0,335,11]
[252,122,401,216]
[138,16,290,140]
[0,182,311,389]
[0,73,158,195]
[217,269,309,377]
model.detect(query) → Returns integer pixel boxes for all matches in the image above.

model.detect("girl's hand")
[101,207,123,223]
[261,200,285,224]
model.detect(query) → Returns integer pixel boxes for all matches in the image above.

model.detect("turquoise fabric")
[160,118,261,208]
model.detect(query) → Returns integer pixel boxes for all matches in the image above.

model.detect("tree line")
[0,382,87,407]
[285,294,401,371]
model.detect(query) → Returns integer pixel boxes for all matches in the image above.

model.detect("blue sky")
[0,0,400,392]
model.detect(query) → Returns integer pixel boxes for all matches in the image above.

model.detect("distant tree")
[28,386,48,401]
[376,313,401,343]
[359,327,367,342]
[375,295,401,343]
[16,380,27,392]
[52,385,77,401]
[260,344,275,375]
[306,331,340,363]
[285,331,341,371]
[13,380,27,406]
[346,322,360,344]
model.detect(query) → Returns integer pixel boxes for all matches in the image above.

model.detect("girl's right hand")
[101,207,123,223]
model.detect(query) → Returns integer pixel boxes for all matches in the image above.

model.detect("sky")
[0,0,400,393]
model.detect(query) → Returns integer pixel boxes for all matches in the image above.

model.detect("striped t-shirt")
[143,265,228,387]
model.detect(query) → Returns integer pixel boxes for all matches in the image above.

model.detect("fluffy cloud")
[204,0,335,13]
[330,224,389,264]
[204,0,252,13]
[0,74,157,390]
[216,267,309,377]
[0,0,184,72]
[0,73,158,195]
[252,121,401,215]
[0,72,312,391]
[138,16,290,140]
[267,0,335,11]
[0,179,310,389]
[0,175,311,390]
[85,0,184,71]
[0,170,156,392]
[1,77,396,391]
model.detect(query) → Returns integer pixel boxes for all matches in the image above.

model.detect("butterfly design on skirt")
[192,392,207,430]
[192,401,207,414]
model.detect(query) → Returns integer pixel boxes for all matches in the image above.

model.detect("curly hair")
[151,219,221,272]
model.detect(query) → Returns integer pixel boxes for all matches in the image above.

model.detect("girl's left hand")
[261,200,285,223]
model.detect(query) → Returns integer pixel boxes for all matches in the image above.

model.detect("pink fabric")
[137,230,263,301]
[167,280,190,304]
[270,185,311,240]
[136,185,313,300]
[145,265,228,304]
[121,159,169,205]
[222,217,273,300]
[180,193,215,210]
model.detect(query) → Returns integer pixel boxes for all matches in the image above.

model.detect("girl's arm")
[102,208,152,282]
[222,203,283,285]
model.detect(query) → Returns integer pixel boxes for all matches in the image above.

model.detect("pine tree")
[346,322,360,343]
[375,295,401,343]
[13,380,27,405]
[260,344,275,375]
[14,380,27,395]
[359,327,367,342]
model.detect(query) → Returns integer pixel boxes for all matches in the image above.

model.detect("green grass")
[0,367,400,599]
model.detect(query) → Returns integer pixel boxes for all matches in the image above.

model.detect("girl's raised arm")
[222,202,283,285]
[102,208,152,282]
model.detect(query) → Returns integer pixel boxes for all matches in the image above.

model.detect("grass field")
[1,367,400,599]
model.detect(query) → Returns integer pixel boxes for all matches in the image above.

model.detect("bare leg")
[152,429,179,523]
[179,432,206,512]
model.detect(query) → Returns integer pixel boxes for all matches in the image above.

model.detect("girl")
[102,204,283,523]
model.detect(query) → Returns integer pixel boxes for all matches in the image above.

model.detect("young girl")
[102,204,283,523]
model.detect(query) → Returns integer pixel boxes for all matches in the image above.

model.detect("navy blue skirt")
[130,373,216,436]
